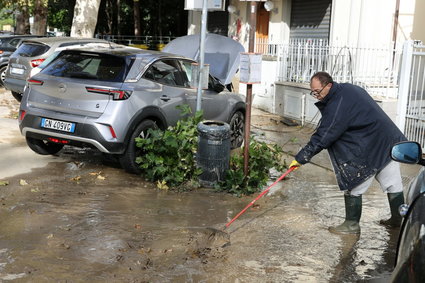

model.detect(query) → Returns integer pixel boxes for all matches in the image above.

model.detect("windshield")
[15,42,49,57]
[41,52,129,82]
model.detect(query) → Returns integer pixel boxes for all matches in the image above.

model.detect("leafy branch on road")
[134,105,287,195]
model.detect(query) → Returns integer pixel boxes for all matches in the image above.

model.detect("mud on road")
[0,88,405,282]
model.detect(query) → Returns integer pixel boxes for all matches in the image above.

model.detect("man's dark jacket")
[295,82,406,191]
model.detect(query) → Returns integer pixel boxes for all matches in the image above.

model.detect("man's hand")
[289,160,301,170]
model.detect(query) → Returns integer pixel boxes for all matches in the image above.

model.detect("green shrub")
[135,105,287,195]
[135,105,203,190]
[217,140,287,196]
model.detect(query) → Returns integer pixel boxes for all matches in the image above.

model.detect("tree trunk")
[134,0,141,36]
[117,0,121,36]
[33,0,48,35]
[15,1,31,35]
[70,0,102,38]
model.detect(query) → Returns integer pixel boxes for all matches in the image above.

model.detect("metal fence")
[257,39,402,99]
[397,41,425,149]
[95,35,176,50]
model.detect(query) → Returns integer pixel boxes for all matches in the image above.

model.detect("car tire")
[26,137,64,155]
[120,119,158,174]
[11,91,22,102]
[0,65,6,87]
[229,111,245,149]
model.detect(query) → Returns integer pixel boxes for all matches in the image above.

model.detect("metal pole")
[392,0,400,69]
[196,0,208,111]
[244,1,257,176]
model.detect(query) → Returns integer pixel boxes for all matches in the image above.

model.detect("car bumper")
[3,76,25,93]
[20,113,125,154]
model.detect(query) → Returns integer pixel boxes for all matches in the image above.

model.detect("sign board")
[190,63,210,89]
[239,53,262,84]
[184,0,224,10]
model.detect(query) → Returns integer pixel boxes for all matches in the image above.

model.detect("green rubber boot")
[329,194,362,234]
[379,192,404,227]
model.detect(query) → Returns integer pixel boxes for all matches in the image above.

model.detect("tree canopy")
[1,0,188,38]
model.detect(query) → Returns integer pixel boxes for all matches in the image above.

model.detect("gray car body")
[4,37,112,97]
[19,46,245,158]
[0,35,45,86]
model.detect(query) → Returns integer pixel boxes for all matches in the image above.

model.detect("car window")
[15,42,49,57]
[0,38,11,47]
[9,38,22,48]
[41,52,127,82]
[180,60,194,86]
[143,59,190,87]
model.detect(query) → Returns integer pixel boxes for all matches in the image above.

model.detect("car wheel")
[0,65,6,87]
[229,111,244,149]
[11,91,22,102]
[26,137,64,155]
[120,119,158,174]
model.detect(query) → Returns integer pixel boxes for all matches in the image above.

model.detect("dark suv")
[0,35,44,87]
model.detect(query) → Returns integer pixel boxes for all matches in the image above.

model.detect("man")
[290,72,406,234]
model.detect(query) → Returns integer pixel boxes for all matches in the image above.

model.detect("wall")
[411,0,425,42]
[330,0,415,46]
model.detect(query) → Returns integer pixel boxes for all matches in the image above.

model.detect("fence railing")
[95,34,176,50]
[397,41,425,149]
[256,39,402,99]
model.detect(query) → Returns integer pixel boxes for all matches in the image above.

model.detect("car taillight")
[19,110,26,121]
[85,87,132,101]
[48,137,69,144]
[27,79,44,85]
[0,50,3,54]
[31,58,45,67]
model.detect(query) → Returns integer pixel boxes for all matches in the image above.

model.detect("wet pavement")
[0,88,422,282]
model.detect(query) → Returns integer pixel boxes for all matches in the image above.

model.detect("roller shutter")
[290,0,332,39]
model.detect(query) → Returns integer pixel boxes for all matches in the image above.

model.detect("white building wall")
[331,0,415,46]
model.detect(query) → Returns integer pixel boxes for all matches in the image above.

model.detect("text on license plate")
[10,67,24,75]
[41,118,75,133]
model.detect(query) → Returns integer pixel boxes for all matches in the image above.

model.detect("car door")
[142,59,196,125]
[178,59,227,121]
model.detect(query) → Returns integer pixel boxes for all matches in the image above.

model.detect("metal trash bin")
[197,120,231,187]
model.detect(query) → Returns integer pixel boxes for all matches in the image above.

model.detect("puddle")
[0,156,400,281]
[0,109,404,281]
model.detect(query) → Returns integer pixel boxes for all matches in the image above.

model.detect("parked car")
[390,141,425,282]
[3,37,112,101]
[18,38,246,174]
[0,35,44,87]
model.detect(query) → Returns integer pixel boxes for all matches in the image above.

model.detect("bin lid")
[197,120,231,140]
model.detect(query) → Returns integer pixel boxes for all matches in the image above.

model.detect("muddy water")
[0,147,401,282]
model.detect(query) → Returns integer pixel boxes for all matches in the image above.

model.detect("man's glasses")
[310,83,329,97]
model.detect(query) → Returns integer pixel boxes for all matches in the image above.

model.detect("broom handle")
[225,167,295,228]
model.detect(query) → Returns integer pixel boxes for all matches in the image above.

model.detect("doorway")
[255,3,270,54]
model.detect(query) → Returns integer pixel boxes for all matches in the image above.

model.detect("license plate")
[41,118,75,133]
[10,67,24,75]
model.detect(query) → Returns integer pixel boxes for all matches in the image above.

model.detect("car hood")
[163,33,245,85]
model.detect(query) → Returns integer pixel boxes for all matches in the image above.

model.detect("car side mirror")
[391,141,424,164]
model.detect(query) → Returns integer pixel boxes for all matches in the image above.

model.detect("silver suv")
[18,43,246,174]
[4,37,112,101]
